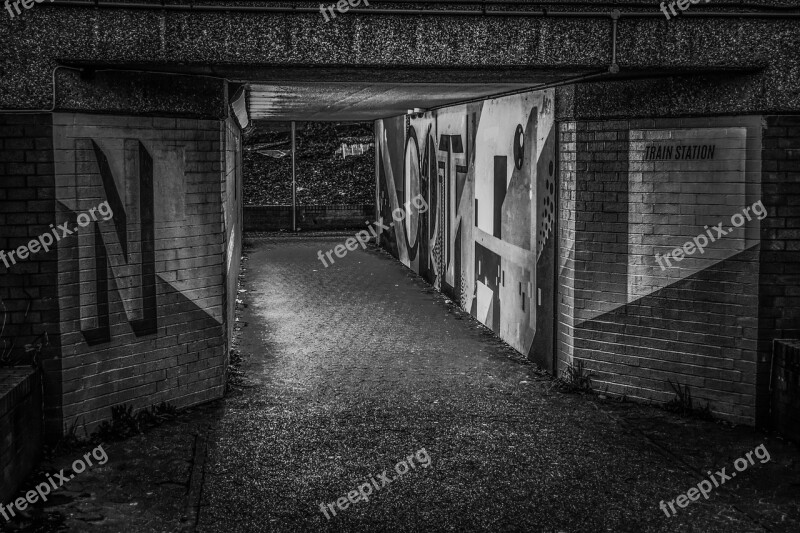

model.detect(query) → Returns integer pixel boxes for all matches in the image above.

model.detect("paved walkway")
[197,234,800,533]
[3,233,798,533]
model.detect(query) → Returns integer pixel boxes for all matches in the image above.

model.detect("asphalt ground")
[197,233,800,533]
[3,232,798,533]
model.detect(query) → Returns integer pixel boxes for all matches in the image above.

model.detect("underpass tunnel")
[1,0,798,462]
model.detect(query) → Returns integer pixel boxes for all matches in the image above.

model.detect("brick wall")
[52,114,228,436]
[224,117,242,357]
[557,116,764,424]
[557,121,577,373]
[759,117,800,423]
[0,368,42,503]
[0,113,62,436]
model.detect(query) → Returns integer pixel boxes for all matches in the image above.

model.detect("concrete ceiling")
[248,82,540,122]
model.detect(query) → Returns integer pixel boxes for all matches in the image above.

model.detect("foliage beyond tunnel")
[243,122,375,206]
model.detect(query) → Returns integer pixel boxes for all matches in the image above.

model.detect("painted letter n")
[79,139,158,345]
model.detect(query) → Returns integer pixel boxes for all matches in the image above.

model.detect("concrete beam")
[2,4,793,112]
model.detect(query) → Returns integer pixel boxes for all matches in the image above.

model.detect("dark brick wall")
[0,113,62,436]
[0,368,42,503]
[770,340,800,443]
[557,116,764,424]
[759,116,800,423]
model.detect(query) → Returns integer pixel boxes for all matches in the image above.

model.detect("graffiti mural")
[376,90,556,369]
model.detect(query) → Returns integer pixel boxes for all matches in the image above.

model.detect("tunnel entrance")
[3,0,785,436]
[232,77,562,371]
[244,79,560,371]
[240,79,561,372]
[5,7,800,525]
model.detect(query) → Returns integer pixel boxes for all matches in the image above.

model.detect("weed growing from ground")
[52,402,178,454]
[94,402,177,442]
[554,359,594,393]
[664,379,713,419]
